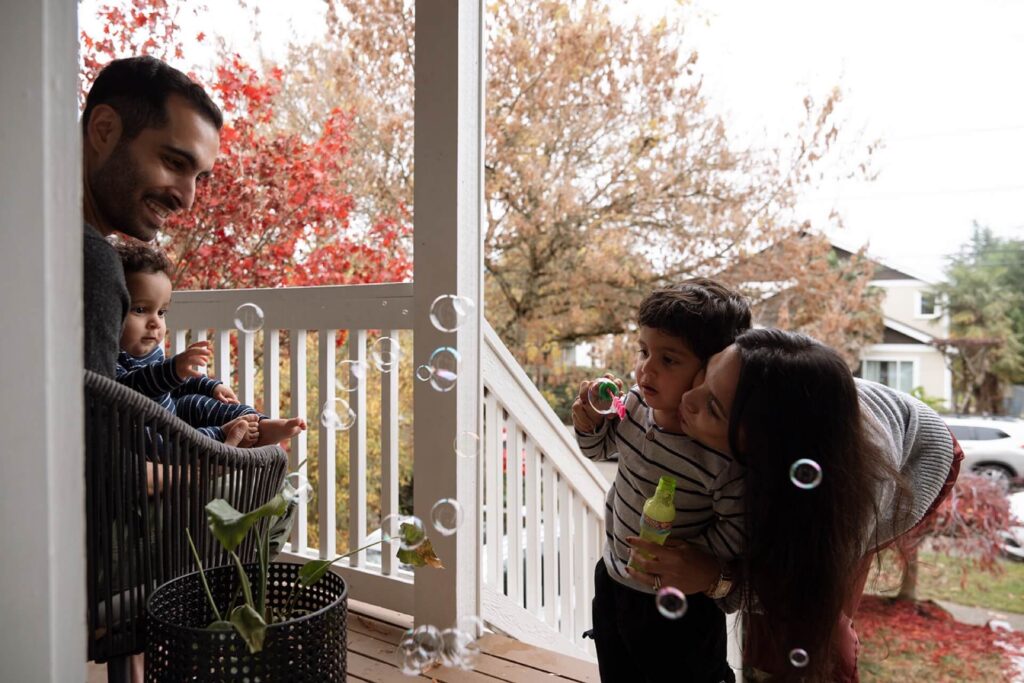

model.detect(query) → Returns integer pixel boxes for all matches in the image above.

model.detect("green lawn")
[867,549,1024,613]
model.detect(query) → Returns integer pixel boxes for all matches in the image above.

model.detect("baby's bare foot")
[255,417,307,447]
[223,414,259,447]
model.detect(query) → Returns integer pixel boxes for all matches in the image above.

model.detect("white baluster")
[289,329,308,554]
[542,456,558,627]
[524,439,542,616]
[380,329,399,576]
[318,329,337,559]
[263,329,279,418]
[348,329,368,567]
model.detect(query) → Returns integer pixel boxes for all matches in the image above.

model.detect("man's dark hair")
[82,56,223,141]
[637,277,752,360]
[116,241,175,278]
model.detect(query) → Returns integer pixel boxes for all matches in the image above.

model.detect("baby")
[115,242,306,447]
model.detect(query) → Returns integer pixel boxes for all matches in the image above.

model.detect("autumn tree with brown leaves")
[270,0,881,371]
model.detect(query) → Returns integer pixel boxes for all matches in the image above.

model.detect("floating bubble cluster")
[397,617,489,675]
[789,459,823,490]
[233,303,265,334]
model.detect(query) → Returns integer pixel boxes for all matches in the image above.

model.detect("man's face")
[120,271,172,357]
[88,94,220,241]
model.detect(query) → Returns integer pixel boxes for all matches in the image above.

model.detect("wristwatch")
[705,566,734,599]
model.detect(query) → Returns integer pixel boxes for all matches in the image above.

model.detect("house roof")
[882,317,935,344]
[828,233,940,285]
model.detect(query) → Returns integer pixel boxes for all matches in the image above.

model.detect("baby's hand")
[212,383,239,404]
[174,341,212,380]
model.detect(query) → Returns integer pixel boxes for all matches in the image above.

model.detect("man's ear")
[85,104,123,158]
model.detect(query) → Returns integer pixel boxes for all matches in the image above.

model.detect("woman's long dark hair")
[729,329,906,681]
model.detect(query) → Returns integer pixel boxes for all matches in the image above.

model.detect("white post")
[413,0,485,627]
[0,1,85,680]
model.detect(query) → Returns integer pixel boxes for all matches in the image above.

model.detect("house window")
[916,291,940,318]
[862,359,915,393]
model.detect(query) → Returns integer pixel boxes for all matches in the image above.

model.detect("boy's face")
[120,271,172,357]
[634,326,703,415]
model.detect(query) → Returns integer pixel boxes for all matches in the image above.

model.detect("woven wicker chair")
[84,370,288,682]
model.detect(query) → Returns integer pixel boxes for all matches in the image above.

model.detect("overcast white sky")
[82,0,1023,281]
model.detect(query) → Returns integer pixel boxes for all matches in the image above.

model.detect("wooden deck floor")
[87,601,600,683]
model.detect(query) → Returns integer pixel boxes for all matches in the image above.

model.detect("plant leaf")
[230,604,268,654]
[397,536,444,568]
[298,558,337,587]
[206,620,234,631]
[206,494,288,553]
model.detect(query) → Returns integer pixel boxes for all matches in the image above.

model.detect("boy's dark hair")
[637,278,751,360]
[82,56,223,141]
[116,242,174,278]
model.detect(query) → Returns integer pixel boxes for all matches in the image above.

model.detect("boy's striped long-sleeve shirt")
[575,386,746,594]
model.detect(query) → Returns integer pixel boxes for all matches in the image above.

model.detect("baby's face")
[121,270,172,357]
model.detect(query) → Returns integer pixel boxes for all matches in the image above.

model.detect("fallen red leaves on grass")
[858,594,1024,680]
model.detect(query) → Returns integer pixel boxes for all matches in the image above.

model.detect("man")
[82,55,222,377]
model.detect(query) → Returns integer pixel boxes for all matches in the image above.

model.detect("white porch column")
[0,1,86,681]
[412,0,485,627]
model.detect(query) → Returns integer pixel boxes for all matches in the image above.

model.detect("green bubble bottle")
[629,476,676,567]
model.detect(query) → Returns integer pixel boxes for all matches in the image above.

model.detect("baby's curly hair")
[116,241,174,278]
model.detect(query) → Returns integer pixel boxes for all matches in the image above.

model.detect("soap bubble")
[430,498,464,536]
[410,624,443,656]
[587,378,621,415]
[454,432,481,459]
[655,586,688,619]
[428,346,461,392]
[319,398,356,431]
[233,303,264,334]
[415,364,433,382]
[789,459,823,490]
[371,336,401,371]
[338,360,367,392]
[456,615,488,641]
[381,514,425,551]
[282,472,313,504]
[429,295,475,333]
[396,633,432,676]
[789,648,809,668]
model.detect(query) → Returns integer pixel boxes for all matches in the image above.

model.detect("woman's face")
[678,344,742,454]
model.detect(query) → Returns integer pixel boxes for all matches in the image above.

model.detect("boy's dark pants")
[592,560,735,682]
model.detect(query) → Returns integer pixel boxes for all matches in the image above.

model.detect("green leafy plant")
[186,475,442,653]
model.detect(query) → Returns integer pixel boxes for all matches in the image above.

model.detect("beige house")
[832,240,953,408]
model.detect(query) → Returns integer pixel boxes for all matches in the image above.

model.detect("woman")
[626,328,962,682]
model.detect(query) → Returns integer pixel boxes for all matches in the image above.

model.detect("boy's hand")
[212,383,239,404]
[571,374,622,434]
[624,537,722,595]
[174,341,212,380]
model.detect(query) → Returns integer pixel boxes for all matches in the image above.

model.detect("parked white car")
[943,416,1024,489]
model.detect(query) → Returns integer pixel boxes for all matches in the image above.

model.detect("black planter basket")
[145,562,347,682]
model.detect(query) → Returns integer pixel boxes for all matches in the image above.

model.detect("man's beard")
[89,141,151,241]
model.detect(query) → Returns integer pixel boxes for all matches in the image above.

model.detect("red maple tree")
[79,0,412,290]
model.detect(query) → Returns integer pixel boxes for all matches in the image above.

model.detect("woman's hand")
[624,537,722,595]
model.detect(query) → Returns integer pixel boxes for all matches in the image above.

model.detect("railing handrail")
[166,282,415,331]
[482,322,608,514]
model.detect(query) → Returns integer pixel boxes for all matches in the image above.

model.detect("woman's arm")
[624,536,724,595]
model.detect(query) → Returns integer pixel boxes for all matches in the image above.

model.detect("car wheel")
[973,464,1014,492]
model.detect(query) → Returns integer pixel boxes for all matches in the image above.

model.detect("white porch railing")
[166,282,608,659]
